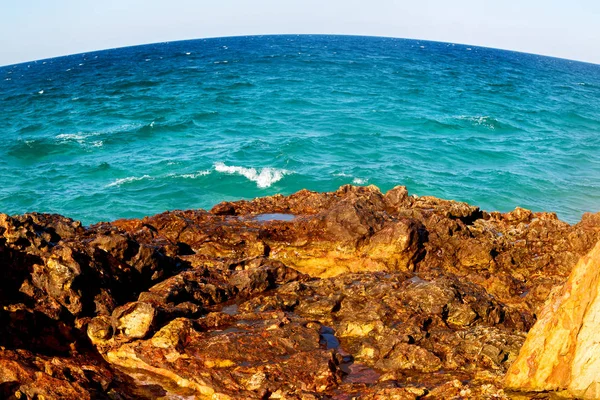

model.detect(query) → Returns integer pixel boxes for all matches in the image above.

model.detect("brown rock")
[1,185,600,398]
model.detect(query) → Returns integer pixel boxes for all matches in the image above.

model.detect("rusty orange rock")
[1,185,600,398]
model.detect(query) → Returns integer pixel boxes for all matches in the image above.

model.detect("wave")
[333,172,368,185]
[8,137,83,160]
[106,175,153,188]
[134,120,195,135]
[56,132,99,143]
[176,171,211,179]
[214,162,289,188]
[455,115,515,131]
[106,170,211,188]
[55,124,142,144]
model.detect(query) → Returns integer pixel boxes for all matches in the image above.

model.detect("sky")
[1,0,599,66]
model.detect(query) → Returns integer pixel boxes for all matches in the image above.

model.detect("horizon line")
[1,33,599,69]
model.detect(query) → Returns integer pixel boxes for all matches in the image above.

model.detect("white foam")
[56,132,102,145]
[186,52,191,55]
[180,170,210,179]
[38,90,44,94]
[106,175,152,188]
[353,177,367,185]
[457,115,495,129]
[214,162,289,188]
[56,133,86,141]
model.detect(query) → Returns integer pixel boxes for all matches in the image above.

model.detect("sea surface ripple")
[1,35,599,225]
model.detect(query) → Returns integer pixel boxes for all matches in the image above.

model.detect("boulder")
[505,240,600,398]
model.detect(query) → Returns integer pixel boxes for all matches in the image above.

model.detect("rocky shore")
[1,185,599,399]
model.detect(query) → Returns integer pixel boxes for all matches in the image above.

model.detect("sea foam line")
[106,175,153,188]
[214,162,289,188]
[106,170,211,188]
[177,171,211,179]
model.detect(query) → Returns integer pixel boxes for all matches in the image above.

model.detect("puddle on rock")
[252,213,296,222]
[320,326,341,349]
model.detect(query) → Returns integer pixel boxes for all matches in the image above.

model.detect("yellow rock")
[107,346,216,397]
[204,359,236,368]
[151,318,192,349]
[338,321,380,337]
[504,240,600,398]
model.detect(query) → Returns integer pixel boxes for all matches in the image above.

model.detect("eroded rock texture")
[1,185,599,399]
[505,240,600,399]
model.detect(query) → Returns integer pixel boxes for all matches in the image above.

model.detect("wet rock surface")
[1,185,599,399]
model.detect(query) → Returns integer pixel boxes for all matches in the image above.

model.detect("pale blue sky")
[1,0,599,66]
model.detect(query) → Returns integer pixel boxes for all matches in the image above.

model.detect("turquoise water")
[1,35,599,225]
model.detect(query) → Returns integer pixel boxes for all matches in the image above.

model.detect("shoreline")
[1,184,599,398]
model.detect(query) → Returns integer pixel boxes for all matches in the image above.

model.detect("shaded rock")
[0,348,136,400]
[31,245,84,315]
[87,315,113,345]
[0,213,82,257]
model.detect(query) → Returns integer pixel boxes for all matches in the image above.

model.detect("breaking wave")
[214,162,289,188]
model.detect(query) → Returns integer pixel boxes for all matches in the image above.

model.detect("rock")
[504,240,600,398]
[375,343,442,372]
[0,348,136,399]
[87,314,113,345]
[112,301,156,340]
[0,185,599,398]
[31,245,84,315]
[384,185,410,211]
[106,311,343,398]
[151,317,192,349]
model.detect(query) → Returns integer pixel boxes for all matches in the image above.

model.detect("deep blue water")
[1,35,599,225]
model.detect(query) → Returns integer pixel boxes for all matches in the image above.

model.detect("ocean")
[1,35,599,225]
